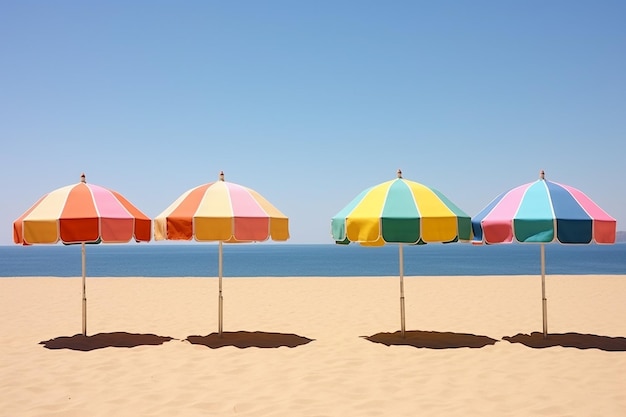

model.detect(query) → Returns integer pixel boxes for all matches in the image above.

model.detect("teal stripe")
[381,180,420,218]
[514,181,555,242]
[380,179,421,243]
[330,186,372,241]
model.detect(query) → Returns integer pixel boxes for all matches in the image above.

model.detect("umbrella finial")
[219,171,225,182]
[540,170,545,180]
[80,173,86,183]
[397,169,403,179]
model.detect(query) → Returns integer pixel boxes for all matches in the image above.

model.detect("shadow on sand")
[364,330,498,349]
[503,332,626,352]
[186,331,314,349]
[40,332,175,351]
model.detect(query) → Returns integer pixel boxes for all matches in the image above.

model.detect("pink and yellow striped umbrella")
[13,173,151,336]
[154,171,289,335]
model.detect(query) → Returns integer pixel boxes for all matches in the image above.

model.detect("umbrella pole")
[541,243,548,339]
[399,244,406,338]
[218,241,223,337]
[81,242,87,336]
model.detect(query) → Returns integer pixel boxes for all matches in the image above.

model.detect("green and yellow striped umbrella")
[331,170,471,336]
[332,170,471,245]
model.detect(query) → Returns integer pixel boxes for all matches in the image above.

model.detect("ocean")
[1,243,624,277]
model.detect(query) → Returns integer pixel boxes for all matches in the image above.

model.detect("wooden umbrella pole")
[218,241,224,336]
[541,243,548,339]
[399,244,406,338]
[81,242,87,336]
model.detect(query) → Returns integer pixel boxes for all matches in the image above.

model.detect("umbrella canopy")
[154,171,289,335]
[154,171,288,242]
[472,170,616,337]
[331,170,472,336]
[13,173,151,335]
[472,171,615,245]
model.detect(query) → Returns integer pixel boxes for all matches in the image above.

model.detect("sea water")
[1,243,624,277]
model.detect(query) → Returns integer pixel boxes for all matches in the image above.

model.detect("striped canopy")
[13,174,151,245]
[331,170,471,246]
[154,171,289,243]
[472,171,616,245]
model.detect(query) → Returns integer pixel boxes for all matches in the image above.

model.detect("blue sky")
[2,1,625,245]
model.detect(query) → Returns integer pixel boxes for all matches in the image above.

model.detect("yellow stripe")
[345,181,391,242]
[192,182,233,240]
[247,188,288,218]
[195,181,233,217]
[194,217,233,241]
[269,218,290,241]
[348,181,390,217]
[421,218,459,242]
[404,181,458,242]
[405,181,454,217]
[23,220,59,244]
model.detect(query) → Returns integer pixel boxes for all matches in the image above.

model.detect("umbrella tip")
[539,170,545,180]
[397,169,402,179]
[219,171,225,181]
[80,173,86,183]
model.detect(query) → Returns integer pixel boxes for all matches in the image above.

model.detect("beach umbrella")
[154,171,289,336]
[331,169,472,337]
[13,173,151,336]
[472,170,616,338]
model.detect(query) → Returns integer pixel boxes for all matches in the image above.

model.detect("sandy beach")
[1,275,625,416]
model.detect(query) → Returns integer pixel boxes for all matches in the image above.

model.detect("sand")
[1,275,625,416]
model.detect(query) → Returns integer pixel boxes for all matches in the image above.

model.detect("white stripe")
[23,184,74,221]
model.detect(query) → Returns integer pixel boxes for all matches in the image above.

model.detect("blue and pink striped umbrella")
[472,170,616,338]
[472,171,615,245]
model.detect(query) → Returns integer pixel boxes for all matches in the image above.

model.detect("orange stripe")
[166,183,211,240]
[59,184,99,243]
[60,218,100,243]
[60,184,96,218]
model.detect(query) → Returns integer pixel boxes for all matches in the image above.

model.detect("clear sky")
[2,1,625,245]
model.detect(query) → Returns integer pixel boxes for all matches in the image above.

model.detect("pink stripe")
[481,183,529,244]
[484,183,529,221]
[225,183,266,217]
[556,183,615,221]
[88,184,131,218]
